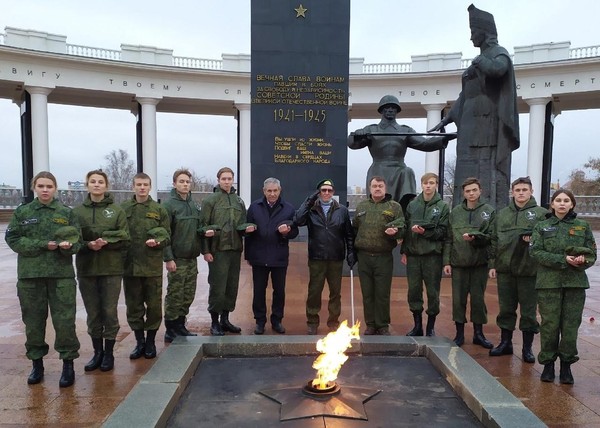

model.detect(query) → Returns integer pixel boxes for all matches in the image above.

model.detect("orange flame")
[311,320,361,389]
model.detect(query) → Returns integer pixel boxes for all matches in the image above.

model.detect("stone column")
[525,97,551,201]
[136,97,160,199]
[26,86,53,173]
[236,103,251,205]
[422,103,446,174]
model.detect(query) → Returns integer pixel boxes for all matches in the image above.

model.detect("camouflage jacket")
[443,199,495,267]
[162,188,202,261]
[199,186,247,254]
[73,193,130,277]
[530,212,597,289]
[353,194,405,254]
[121,196,170,277]
[5,198,81,279]
[402,192,449,256]
[489,197,548,275]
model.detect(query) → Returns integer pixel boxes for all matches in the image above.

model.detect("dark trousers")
[451,265,488,324]
[496,273,539,332]
[252,265,287,325]
[78,275,122,340]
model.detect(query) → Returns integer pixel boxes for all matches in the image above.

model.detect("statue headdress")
[468,4,497,37]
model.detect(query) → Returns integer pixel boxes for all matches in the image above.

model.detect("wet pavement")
[0,223,599,427]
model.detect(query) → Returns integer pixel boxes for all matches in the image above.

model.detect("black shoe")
[100,339,115,371]
[220,313,242,333]
[27,359,44,385]
[254,323,265,335]
[425,315,436,337]
[211,321,225,336]
[489,329,513,356]
[307,325,318,335]
[473,324,493,349]
[541,362,555,382]
[144,330,157,359]
[59,360,75,388]
[364,327,377,336]
[272,321,286,334]
[406,313,423,336]
[522,331,536,363]
[176,316,198,336]
[84,337,104,371]
[559,361,574,384]
[130,330,146,359]
[163,319,179,343]
[377,327,390,336]
[453,322,465,347]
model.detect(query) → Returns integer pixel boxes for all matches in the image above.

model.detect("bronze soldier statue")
[430,4,519,209]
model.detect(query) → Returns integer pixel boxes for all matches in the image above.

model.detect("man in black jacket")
[295,179,355,335]
[245,177,298,335]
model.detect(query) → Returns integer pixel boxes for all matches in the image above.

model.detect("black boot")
[220,311,241,333]
[406,312,423,336]
[59,359,75,388]
[145,330,157,359]
[541,362,555,382]
[473,324,493,349]
[522,331,536,363]
[489,329,513,356]
[176,316,198,336]
[84,337,104,371]
[100,339,115,371]
[453,322,465,347]
[210,312,224,336]
[164,319,179,343]
[426,315,436,337]
[130,330,145,359]
[559,361,574,384]
[27,359,44,385]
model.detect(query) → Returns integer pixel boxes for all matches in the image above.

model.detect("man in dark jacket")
[296,179,355,335]
[488,177,548,362]
[245,177,298,335]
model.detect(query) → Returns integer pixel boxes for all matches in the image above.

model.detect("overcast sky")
[1,0,599,190]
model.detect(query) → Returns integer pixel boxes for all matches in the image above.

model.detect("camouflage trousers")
[496,273,539,332]
[78,275,122,340]
[17,278,80,360]
[123,276,163,331]
[406,254,443,316]
[306,260,343,328]
[207,250,241,314]
[164,258,198,321]
[357,252,393,329]
[537,288,585,365]
[451,265,488,324]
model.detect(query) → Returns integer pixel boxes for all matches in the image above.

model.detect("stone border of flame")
[104,335,546,428]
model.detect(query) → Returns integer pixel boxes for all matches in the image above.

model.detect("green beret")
[316,179,334,189]
[565,246,596,263]
[147,227,169,242]
[54,226,80,244]
[236,222,257,232]
[102,230,129,243]
[199,224,222,235]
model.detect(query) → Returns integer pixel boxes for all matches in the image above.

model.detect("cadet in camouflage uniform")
[401,173,449,337]
[121,173,170,359]
[488,177,547,362]
[530,189,597,384]
[73,170,129,372]
[443,177,494,348]
[199,167,254,336]
[5,171,81,387]
[353,176,405,336]
[162,169,202,343]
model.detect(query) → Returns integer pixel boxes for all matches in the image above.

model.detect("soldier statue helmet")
[377,95,402,113]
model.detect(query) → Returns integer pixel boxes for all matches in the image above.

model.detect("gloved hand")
[307,191,320,206]
[347,251,357,268]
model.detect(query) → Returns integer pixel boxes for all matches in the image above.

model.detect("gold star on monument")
[295,4,308,18]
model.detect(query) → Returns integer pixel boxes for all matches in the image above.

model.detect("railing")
[0,33,4,45]
[66,44,121,60]
[0,189,212,208]
[569,45,600,59]
[172,56,223,70]
[362,62,412,74]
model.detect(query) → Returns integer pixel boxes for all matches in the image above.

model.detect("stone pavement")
[0,224,599,427]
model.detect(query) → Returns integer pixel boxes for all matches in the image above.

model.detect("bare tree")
[443,156,456,198]
[102,149,136,190]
